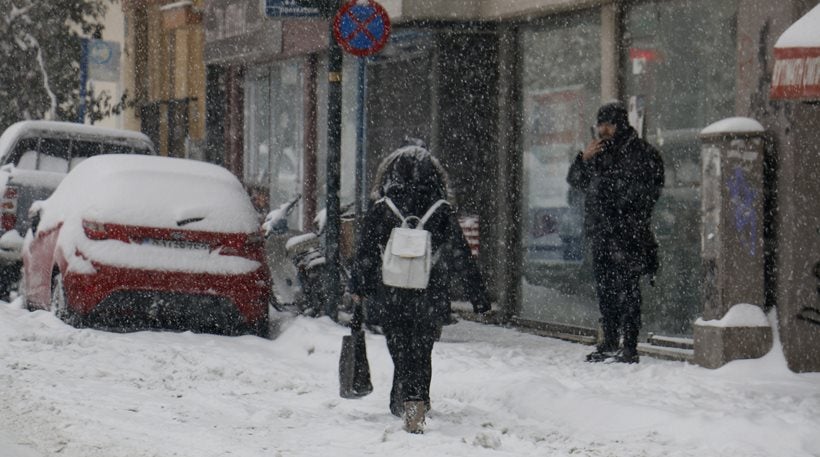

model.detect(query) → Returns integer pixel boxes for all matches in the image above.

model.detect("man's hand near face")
[582,139,605,161]
[582,122,617,161]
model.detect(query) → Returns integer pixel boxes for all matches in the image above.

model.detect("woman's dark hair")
[370,145,451,207]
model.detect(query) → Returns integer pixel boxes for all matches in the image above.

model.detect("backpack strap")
[379,197,449,229]
[418,199,449,229]
[379,197,405,224]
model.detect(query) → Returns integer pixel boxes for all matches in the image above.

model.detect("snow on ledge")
[160,1,193,11]
[775,3,820,48]
[695,303,770,328]
[700,117,765,136]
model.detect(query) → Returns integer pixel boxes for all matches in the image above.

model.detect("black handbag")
[339,298,373,399]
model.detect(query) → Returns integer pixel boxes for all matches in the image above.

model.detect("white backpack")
[380,197,449,289]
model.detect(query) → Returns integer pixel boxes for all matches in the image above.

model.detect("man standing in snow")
[567,101,664,364]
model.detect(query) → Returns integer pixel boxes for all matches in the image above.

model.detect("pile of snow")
[695,303,770,327]
[0,299,818,457]
[700,117,765,135]
[775,3,820,48]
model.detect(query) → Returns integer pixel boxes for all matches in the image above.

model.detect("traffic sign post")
[322,1,389,320]
[323,1,343,320]
[272,1,390,320]
[332,0,391,57]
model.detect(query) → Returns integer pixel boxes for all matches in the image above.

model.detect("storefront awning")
[770,4,820,100]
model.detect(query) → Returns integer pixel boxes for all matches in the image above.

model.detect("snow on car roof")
[39,155,260,233]
[0,120,154,160]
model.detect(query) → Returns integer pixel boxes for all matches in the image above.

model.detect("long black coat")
[348,196,490,326]
[567,127,665,273]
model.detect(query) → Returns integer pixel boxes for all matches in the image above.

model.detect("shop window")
[168,98,190,158]
[518,11,602,328]
[244,66,272,187]
[140,102,161,153]
[623,0,737,335]
[243,59,305,228]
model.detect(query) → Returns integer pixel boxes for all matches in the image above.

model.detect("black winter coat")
[567,127,665,273]
[348,197,491,326]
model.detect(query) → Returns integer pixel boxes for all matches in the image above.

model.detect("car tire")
[51,271,84,328]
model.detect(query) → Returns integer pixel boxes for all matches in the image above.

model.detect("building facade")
[199,0,819,372]
[121,0,207,158]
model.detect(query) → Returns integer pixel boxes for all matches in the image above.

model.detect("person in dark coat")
[567,101,664,364]
[348,142,491,433]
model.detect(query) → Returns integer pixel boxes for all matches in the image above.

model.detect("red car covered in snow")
[21,155,271,337]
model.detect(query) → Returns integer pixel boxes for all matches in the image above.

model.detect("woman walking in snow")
[348,141,491,434]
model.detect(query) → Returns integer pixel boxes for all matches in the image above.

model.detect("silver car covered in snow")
[0,120,155,297]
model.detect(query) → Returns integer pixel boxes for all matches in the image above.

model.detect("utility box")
[694,117,772,369]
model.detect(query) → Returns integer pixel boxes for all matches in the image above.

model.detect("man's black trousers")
[592,251,642,354]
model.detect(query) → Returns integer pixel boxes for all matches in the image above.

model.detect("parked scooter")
[262,194,301,311]
[263,195,354,319]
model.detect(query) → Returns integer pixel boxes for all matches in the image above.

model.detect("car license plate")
[143,238,209,251]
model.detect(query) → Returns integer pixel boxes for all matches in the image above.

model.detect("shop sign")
[264,0,321,18]
[770,48,820,100]
[770,4,820,100]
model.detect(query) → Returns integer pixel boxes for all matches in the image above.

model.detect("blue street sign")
[264,0,321,18]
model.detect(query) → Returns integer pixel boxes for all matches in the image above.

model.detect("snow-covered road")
[1,298,819,457]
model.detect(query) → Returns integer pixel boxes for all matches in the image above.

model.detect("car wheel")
[51,272,83,327]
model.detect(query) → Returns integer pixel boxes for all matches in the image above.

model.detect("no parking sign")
[332,0,391,57]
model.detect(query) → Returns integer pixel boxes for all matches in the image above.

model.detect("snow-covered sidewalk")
[1,298,818,457]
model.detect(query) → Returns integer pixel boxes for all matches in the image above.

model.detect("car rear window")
[10,137,71,171]
[39,138,72,161]
[100,143,138,155]
[72,140,104,158]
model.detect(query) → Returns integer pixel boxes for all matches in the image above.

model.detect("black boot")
[613,348,639,364]
[585,344,619,363]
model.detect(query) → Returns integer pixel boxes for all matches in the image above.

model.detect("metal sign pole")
[355,57,367,224]
[324,0,343,320]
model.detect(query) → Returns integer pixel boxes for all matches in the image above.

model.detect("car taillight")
[1,187,18,231]
[82,220,108,240]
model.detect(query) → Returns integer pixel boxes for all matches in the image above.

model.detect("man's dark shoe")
[585,347,617,363]
[612,350,640,364]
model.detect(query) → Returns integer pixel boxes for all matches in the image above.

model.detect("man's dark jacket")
[567,126,665,274]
